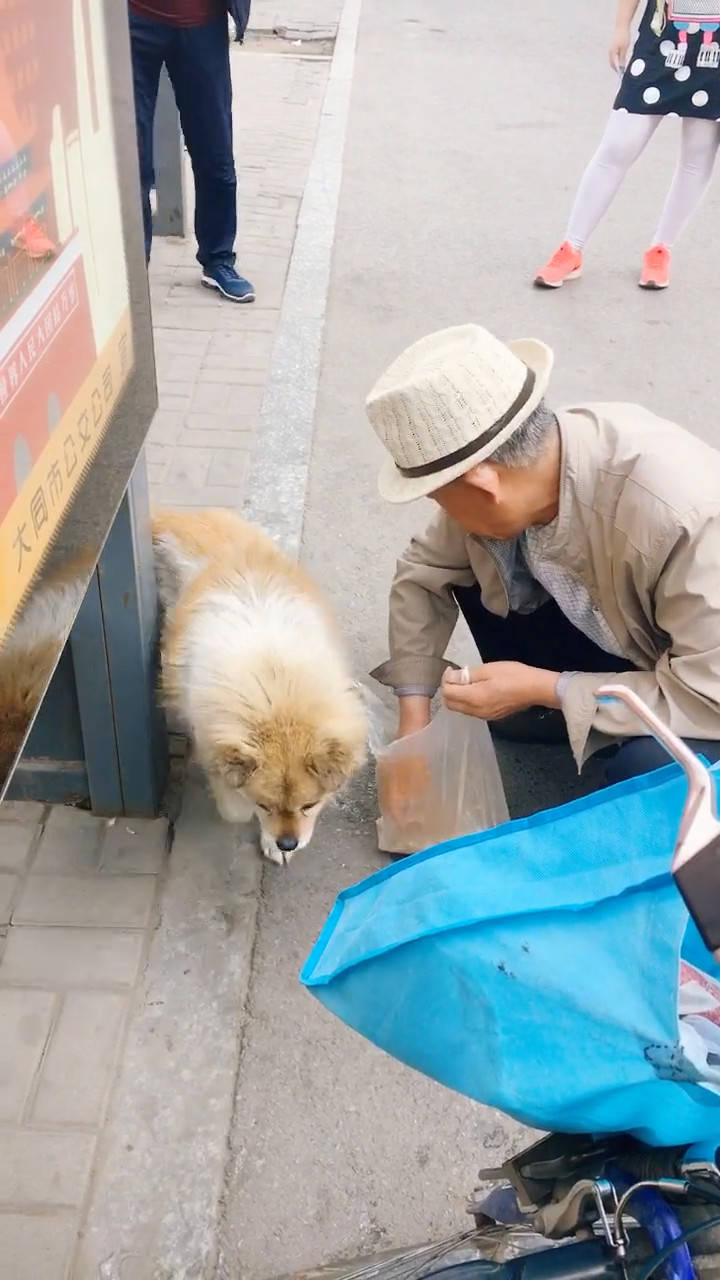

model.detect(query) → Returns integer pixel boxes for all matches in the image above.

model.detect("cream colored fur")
[152,508,367,865]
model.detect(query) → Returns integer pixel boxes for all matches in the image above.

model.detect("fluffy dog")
[153,508,367,864]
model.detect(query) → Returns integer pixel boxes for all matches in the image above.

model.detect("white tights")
[566,111,720,251]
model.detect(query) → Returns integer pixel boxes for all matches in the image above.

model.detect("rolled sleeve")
[370,656,455,694]
[373,511,476,697]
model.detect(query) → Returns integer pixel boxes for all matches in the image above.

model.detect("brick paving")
[0,801,168,1278]
[146,37,333,510]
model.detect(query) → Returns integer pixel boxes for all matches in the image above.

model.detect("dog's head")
[204,689,367,863]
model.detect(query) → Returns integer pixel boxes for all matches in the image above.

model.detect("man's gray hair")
[490,398,558,468]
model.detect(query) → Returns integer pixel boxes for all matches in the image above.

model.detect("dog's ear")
[209,743,258,788]
[307,736,364,790]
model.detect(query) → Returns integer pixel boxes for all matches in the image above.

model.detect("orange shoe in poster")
[13,216,56,260]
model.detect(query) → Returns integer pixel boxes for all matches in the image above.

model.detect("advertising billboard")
[0,0,135,640]
[0,0,158,798]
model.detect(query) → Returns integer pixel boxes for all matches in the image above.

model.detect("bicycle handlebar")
[596,685,720,962]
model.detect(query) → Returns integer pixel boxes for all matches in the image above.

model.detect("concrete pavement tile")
[100,818,169,874]
[0,989,55,1122]
[146,408,185,445]
[0,1213,78,1280]
[13,875,156,929]
[0,927,144,987]
[156,390,193,412]
[163,285,220,310]
[190,380,234,412]
[76,778,261,1277]
[162,446,213,489]
[153,485,243,509]
[181,409,257,434]
[153,302,278,333]
[34,808,105,874]
[156,354,204,381]
[146,460,168,486]
[149,305,230,332]
[207,450,250,487]
[31,991,128,1127]
[145,440,174,466]
[0,1131,95,1206]
[0,821,39,872]
[0,801,45,824]
[178,425,255,450]
[192,378,265,414]
[0,873,19,923]
[205,330,275,364]
[152,327,210,354]
[194,364,267,385]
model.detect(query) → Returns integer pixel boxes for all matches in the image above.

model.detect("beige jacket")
[372,403,720,767]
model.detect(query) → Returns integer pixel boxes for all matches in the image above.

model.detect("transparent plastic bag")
[372,704,509,856]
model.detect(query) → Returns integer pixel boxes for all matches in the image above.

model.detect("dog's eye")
[257,803,271,813]
[301,803,317,813]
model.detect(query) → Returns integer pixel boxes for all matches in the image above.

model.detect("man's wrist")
[396,693,432,737]
[554,671,579,706]
[528,667,564,710]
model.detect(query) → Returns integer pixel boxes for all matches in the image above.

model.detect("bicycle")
[290,686,720,1280]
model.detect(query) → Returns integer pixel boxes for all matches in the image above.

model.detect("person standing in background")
[535,0,720,292]
[128,0,255,302]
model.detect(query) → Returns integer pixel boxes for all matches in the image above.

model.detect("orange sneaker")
[639,244,670,290]
[534,241,583,289]
[13,216,56,260]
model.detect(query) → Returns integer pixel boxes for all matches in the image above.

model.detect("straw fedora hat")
[366,324,554,504]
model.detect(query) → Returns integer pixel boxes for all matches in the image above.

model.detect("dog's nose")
[276,834,298,854]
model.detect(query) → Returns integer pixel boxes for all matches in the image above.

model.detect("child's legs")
[566,111,661,251]
[653,117,720,245]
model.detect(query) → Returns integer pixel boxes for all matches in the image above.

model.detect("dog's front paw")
[260,831,285,866]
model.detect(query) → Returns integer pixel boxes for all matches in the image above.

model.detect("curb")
[243,0,363,559]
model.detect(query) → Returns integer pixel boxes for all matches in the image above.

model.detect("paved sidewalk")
[0,801,169,1279]
[250,0,343,26]
[145,32,334,510]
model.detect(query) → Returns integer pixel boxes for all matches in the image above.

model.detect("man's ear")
[463,462,502,501]
[208,743,258,788]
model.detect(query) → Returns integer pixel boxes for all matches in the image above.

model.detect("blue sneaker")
[201,264,255,303]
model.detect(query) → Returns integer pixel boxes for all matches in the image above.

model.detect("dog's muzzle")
[276,834,299,855]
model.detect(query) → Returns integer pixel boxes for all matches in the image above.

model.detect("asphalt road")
[220,2,720,1274]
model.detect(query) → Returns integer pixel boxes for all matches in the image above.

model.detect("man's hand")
[442,662,561,721]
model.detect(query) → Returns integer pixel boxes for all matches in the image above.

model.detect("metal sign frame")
[0,1,166,814]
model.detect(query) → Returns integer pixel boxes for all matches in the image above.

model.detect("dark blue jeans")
[455,585,720,786]
[129,13,236,268]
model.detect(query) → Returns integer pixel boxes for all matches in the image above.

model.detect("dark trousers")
[455,585,720,786]
[129,13,237,268]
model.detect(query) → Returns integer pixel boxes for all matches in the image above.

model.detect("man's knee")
[604,735,720,786]
[185,127,235,185]
[192,157,236,193]
[604,737,672,785]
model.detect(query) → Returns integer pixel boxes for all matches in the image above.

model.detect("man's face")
[431,467,531,541]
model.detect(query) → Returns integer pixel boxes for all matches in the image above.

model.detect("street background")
[2,2,719,1276]
[229,1,720,1271]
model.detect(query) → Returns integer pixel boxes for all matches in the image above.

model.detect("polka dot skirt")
[615,0,720,118]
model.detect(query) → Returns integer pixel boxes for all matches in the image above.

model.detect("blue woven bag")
[301,762,720,1146]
